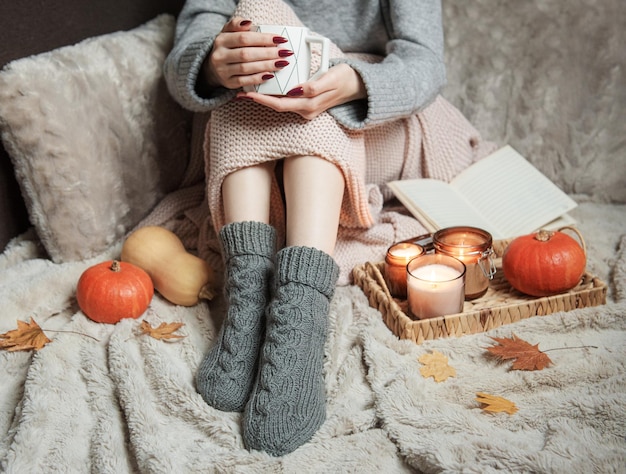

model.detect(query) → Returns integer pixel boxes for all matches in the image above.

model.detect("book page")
[451,146,578,238]
[540,212,577,231]
[387,179,497,235]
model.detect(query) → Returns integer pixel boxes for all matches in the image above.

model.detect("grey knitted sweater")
[163,0,445,130]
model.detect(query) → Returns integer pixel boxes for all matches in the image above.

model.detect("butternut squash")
[121,226,218,306]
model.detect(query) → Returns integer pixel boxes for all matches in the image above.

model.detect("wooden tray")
[352,240,607,344]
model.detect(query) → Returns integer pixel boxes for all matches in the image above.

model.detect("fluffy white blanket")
[1,201,625,473]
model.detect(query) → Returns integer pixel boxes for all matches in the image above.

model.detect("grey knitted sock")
[243,246,339,456]
[196,221,276,412]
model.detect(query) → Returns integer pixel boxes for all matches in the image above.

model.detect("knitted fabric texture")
[243,246,340,456]
[196,221,276,412]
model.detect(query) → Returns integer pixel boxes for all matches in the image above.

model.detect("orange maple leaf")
[418,350,456,382]
[0,318,51,352]
[476,392,518,415]
[139,321,185,341]
[486,334,553,371]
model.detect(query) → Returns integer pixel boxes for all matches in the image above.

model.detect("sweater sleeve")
[163,0,238,112]
[329,0,446,130]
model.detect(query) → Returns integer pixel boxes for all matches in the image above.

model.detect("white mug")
[244,25,330,96]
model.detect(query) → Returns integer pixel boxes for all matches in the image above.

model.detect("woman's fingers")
[212,55,291,89]
[234,64,366,119]
[207,17,291,89]
[222,17,253,33]
[218,17,287,49]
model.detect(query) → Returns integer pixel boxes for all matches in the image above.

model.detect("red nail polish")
[275,60,290,68]
[240,20,252,26]
[278,50,294,58]
[287,87,304,97]
[262,74,275,80]
[273,36,288,44]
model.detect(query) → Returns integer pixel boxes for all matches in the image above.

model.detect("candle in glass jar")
[384,242,424,298]
[433,226,495,300]
[407,254,465,319]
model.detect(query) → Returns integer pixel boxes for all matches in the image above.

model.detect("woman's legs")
[222,161,275,224]
[282,155,345,254]
[243,155,344,456]
[196,163,276,412]
[220,154,344,250]
[198,155,345,454]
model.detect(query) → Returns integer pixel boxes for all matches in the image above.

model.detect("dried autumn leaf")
[476,392,518,415]
[0,318,51,352]
[140,321,185,341]
[486,334,553,371]
[418,350,456,382]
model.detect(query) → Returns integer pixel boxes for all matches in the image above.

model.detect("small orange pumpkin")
[76,260,154,324]
[502,227,586,297]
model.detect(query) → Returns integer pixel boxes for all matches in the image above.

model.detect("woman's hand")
[235,63,367,120]
[202,17,293,90]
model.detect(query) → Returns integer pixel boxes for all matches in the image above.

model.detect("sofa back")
[0,0,185,251]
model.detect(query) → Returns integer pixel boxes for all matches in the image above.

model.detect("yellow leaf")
[0,318,51,352]
[476,392,518,415]
[418,350,456,382]
[140,321,185,341]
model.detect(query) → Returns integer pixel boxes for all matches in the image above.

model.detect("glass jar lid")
[433,226,493,256]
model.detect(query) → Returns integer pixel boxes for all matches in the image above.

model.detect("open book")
[387,146,577,240]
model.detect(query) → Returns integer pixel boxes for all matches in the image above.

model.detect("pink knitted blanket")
[140,0,495,285]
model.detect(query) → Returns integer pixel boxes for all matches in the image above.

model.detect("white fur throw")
[0,200,625,472]
[0,15,192,262]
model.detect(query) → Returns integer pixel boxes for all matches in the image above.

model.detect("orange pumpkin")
[77,260,154,324]
[502,227,586,297]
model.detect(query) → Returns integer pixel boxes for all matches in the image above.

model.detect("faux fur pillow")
[0,14,192,262]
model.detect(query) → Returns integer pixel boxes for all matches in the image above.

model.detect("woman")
[164,0,447,456]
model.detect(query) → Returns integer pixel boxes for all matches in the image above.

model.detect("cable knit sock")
[243,246,339,456]
[196,221,276,412]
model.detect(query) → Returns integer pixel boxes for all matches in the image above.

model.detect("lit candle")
[433,226,495,300]
[384,242,424,298]
[407,254,465,319]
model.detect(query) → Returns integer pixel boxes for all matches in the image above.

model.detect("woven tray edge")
[352,260,608,345]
